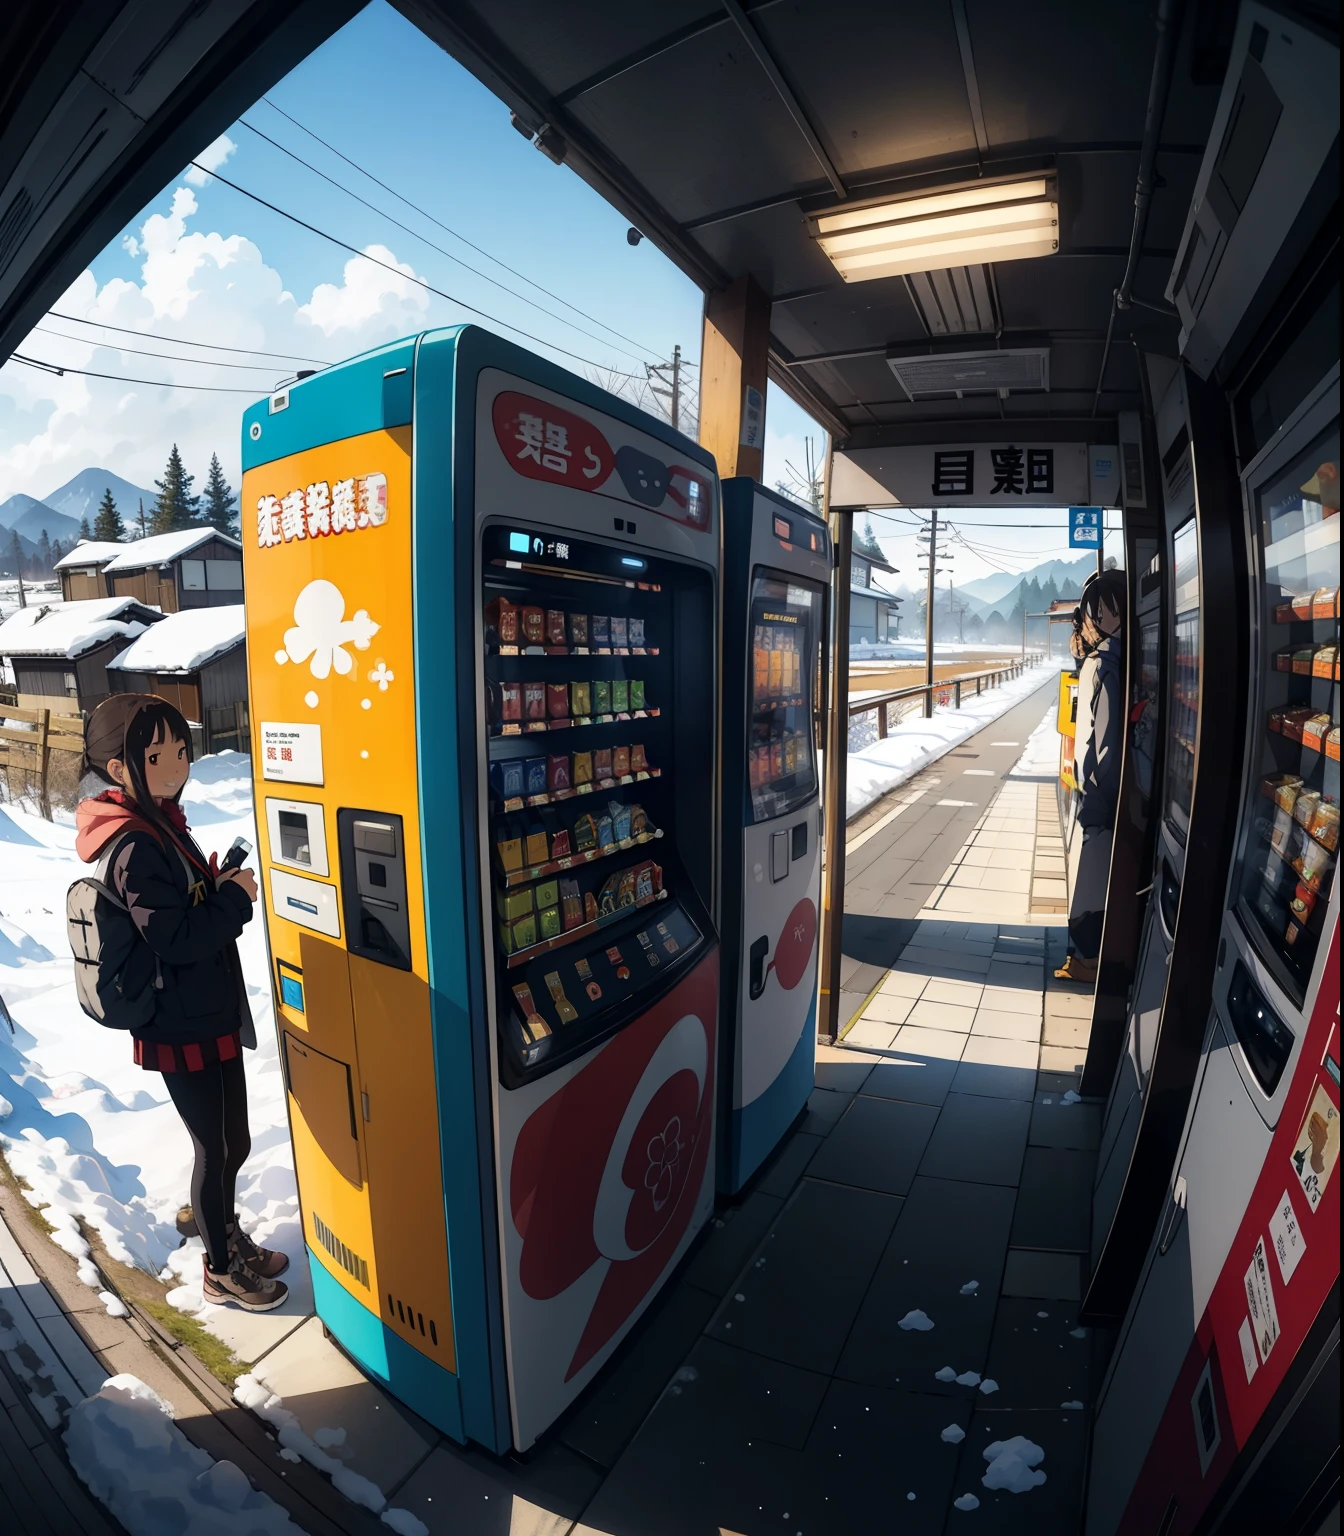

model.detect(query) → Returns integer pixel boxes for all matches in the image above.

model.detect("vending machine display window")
[480,526,715,1083]
[1165,517,1200,843]
[746,574,824,824]
[1233,419,1339,1007]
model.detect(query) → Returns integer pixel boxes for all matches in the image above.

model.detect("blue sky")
[0,2,1075,579]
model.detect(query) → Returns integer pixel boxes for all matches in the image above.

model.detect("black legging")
[164,1058,251,1272]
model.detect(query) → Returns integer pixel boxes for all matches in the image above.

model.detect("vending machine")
[1087,369,1339,1535]
[240,326,722,1453]
[718,480,828,1194]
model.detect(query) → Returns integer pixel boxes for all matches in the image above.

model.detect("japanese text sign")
[1069,506,1102,548]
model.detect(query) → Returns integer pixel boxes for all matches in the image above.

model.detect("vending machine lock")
[337,809,412,970]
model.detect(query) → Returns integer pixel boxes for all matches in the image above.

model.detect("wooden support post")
[35,708,51,821]
[698,275,771,481]
[819,478,851,1046]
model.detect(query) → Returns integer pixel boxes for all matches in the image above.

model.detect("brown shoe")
[176,1205,199,1241]
[202,1254,289,1312]
[1054,954,1097,983]
[228,1216,290,1279]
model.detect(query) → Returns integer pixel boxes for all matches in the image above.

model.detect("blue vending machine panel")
[720,480,830,1193]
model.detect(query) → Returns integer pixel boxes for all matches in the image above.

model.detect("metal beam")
[949,0,991,160]
[721,0,847,198]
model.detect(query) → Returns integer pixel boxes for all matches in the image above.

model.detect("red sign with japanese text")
[492,391,615,491]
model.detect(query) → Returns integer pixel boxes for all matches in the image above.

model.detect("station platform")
[1,683,1100,1536]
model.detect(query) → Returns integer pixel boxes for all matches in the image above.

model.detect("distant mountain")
[0,493,54,530]
[4,502,82,545]
[957,570,1021,606]
[41,468,156,528]
[959,554,1095,607]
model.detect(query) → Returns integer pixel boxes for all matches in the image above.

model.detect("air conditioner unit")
[1166,3,1338,380]
[886,347,1048,400]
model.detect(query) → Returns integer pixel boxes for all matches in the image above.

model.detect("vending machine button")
[770,831,790,882]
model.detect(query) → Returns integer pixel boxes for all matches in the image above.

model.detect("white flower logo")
[643,1116,683,1212]
[369,660,395,691]
[277,579,380,680]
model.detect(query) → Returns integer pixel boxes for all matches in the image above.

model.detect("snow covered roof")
[53,540,126,571]
[101,527,242,573]
[0,596,161,659]
[108,605,245,675]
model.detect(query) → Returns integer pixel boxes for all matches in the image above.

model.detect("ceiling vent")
[886,347,1049,400]
[906,266,997,335]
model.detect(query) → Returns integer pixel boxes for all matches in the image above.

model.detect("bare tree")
[776,435,825,511]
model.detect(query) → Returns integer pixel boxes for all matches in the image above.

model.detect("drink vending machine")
[718,480,828,1193]
[241,326,722,1452]
[1088,371,1339,1535]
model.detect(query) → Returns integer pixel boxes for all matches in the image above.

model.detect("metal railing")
[847,656,1043,743]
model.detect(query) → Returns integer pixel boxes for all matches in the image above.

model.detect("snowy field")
[846,665,1060,820]
[0,750,307,1332]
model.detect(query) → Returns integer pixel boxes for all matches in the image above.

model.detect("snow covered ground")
[0,750,307,1335]
[846,665,1060,820]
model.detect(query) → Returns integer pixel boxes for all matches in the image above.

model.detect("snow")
[898,1308,935,1331]
[941,1424,967,1443]
[959,1280,979,1294]
[102,527,242,573]
[0,751,306,1339]
[1061,1089,1082,1105]
[53,541,127,571]
[955,1370,980,1387]
[978,1378,999,1395]
[846,666,1059,820]
[64,1375,300,1535]
[934,1366,959,1382]
[108,605,245,675]
[953,1493,981,1511]
[0,595,159,659]
[981,1435,1046,1492]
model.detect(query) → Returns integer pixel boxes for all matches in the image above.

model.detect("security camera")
[626,228,644,247]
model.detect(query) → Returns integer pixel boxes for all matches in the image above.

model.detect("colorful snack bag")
[613,745,631,777]
[568,612,589,647]
[490,759,525,800]
[630,742,648,773]
[499,680,522,722]
[616,869,637,907]
[573,750,593,785]
[597,870,621,914]
[611,801,632,842]
[629,616,646,648]
[535,878,559,911]
[596,814,615,851]
[524,681,546,720]
[538,905,562,939]
[571,680,592,717]
[524,757,548,797]
[574,813,598,852]
[547,753,571,793]
[611,615,628,648]
[629,678,646,711]
[584,891,600,923]
[546,609,567,646]
[594,747,613,780]
[495,820,523,873]
[547,682,570,720]
[549,819,572,859]
[591,614,611,647]
[559,878,583,928]
[612,679,630,713]
[486,597,519,645]
[496,886,533,922]
[521,606,545,645]
[629,803,649,837]
[593,679,612,716]
[544,970,578,1023]
[511,983,550,1042]
[524,820,548,866]
[499,911,536,954]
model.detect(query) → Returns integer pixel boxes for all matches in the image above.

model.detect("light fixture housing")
[808,173,1059,283]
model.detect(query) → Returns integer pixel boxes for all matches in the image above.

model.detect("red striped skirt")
[133,1031,241,1073]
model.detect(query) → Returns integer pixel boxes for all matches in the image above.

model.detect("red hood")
[75,790,189,863]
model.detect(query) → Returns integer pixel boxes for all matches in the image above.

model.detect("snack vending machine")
[241,326,722,1452]
[1088,371,1339,1535]
[718,480,828,1193]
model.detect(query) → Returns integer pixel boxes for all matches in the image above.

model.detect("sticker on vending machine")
[1268,1190,1307,1285]
[1237,1316,1259,1383]
[1243,1235,1280,1366]
[1289,1083,1340,1212]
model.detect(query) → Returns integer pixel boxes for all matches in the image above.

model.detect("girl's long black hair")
[90,698,206,870]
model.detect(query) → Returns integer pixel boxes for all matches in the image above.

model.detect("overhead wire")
[32,325,298,374]
[192,160,652,381]
[7,353,263,394]
[45,310,328,364]
[236,117,657,368]
[260,97,666,361]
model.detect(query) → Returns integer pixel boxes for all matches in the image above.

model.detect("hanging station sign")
[831,442,1120,509]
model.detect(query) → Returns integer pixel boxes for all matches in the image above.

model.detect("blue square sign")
[1069,506,1102,548]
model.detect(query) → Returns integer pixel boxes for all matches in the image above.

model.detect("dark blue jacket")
[1078,635,1123,829]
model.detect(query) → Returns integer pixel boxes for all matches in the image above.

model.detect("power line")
[33,325,297,374]
[237,117,656,368]
[259,97,666,361]
[193,160,650,381]
[8,353,261,394]
[46,310,328,364]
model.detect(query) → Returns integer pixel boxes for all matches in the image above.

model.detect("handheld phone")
[220,836,252,873]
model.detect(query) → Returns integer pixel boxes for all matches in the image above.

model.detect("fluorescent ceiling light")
[809,175,1058,283]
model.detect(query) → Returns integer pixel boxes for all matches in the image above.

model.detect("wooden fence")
[0,705,85,819]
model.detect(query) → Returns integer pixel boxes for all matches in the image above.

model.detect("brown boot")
[227,1216,290,1279]
[1053,954,1097,983]
[202,1254,289,1312]
[176,1205,199,1241]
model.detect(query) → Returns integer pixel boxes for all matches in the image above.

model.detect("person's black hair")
[1080,568,1126,627]
[91,698,197,854]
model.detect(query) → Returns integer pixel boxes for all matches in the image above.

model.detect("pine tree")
[6,529,22,577]
[136,498,148,538]
[93,487,126,542]
[151,444,199,533]
[200,453,239,537]
[78,515,91,540]
[51,538,65,567]
[36,530,52,573]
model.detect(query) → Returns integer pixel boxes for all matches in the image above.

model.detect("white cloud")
[184,133,237,187]
[0,182,443,503]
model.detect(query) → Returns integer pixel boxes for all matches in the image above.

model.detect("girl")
[76,693,289,1311]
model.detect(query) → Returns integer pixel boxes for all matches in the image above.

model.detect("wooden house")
[108,605,249,754]
[54,541,125,601]
[0,596,163,713]
[100,528,244,613]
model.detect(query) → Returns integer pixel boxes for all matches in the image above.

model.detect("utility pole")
[669,344,681,434]
[920,511,938,718]
[647,345,684,434]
